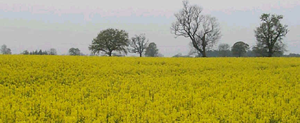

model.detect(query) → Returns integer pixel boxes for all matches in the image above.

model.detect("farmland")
[0,55,300,122]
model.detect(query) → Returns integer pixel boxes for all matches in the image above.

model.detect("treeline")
[173,41,299,57]
[173,51,300,57]
[21,49,57,55]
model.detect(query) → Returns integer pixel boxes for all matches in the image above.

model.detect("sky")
[0,0,300,56]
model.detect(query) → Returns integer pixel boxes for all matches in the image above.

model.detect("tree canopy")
[49,48,57,55]
[69,48,81,56]
[232,41,249,57]
[254,13,288,57]
[89,28,129,56]
[1,44,12,54]
[218,43,231,57]
[145,42,159,57]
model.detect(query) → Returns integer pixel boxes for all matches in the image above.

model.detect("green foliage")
[28,50,48,55]
[49,48,57,55]
[218,43,231,57]
[254,13,288,57]
[89,28,129,56]
[69,48,81,56]
[1,44,12,54]
[232,41,249,57]
[22,48,56,55]
[22,50,29,55]
[145,42,159,57]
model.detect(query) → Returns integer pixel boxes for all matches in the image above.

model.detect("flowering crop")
[0,55,300,122]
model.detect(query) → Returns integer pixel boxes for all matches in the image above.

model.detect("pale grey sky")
[0,0,300,56]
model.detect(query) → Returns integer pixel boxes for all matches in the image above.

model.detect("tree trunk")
[108,51,112,56]
[139,53,142,57]
[202,52,207,57]
[268,52,273,57]
[268,48,273,57]
[202,46,207,57]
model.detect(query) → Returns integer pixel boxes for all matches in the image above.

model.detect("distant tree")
[38,50,43,55]
[284,53,300,57]
[157,53,164,57]
[49,48,57,55]
[246,50,256,57]
[232,41,249,57]
[145,42,159,57]
[0,44,12,54]
[218,43,231,57]
[254,13,288,57]
[171,0,221,57]
[0,45,6,54]
[69,48,81,56]
[89,28,129,56]
[6,48,11,54]
[43,50,48,55]
[207,50,220,57]
[112,53,125,57]
[26,49,48,55]
[172,53,191,57]
[33,50,38,55]
[129,34,149,57]
[173,53,183,57]
[22,50,29,55]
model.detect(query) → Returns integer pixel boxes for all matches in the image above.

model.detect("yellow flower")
[0,55,299,122]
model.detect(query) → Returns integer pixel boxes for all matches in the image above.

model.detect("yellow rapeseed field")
[0,55,300,122]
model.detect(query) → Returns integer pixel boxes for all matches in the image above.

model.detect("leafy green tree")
[49,48,57,55]
[129,34,148,57]
[43,50,48,55]
[0,44,12,54]
[218,43,231,57]
[254,13,288,57]
[22,50,29,55]
[89,28,129,56]
[145,42,159,57]
[38,50,43,55]
[173,53,183,57]
[232,41,249,57]
[69,48,81,56]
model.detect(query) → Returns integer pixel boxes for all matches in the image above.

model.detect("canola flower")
[0,55,300,122]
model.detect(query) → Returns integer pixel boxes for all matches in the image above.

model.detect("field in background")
[0,55,300,122]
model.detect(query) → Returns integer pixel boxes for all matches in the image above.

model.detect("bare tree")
[129,34,149,57]
[171,0,221,57]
